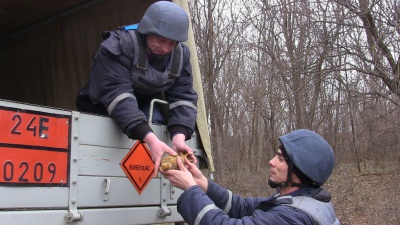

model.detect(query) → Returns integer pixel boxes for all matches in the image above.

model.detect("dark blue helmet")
[278,129,335,186]
[138,1,189,42]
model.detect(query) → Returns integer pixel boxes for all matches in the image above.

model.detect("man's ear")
[290,172,302,184]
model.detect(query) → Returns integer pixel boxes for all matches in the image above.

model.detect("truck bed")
[0,99,206,224]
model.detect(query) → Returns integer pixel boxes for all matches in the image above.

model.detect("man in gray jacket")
[161,129,340,224]
[76,1,198,174]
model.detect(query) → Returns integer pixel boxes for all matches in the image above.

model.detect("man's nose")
[161,44,173,54]
[269,156,277,167]
[269,159,274,167]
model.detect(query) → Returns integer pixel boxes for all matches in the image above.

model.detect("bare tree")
[334,0,400,101]
[189,0,399,182]
[189,0,246,179]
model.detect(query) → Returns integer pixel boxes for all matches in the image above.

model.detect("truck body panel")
[0,99,203,224]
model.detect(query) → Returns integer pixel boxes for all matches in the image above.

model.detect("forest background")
[187,0,400,224]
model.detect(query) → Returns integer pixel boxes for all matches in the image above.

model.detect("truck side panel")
[0,100,202,224]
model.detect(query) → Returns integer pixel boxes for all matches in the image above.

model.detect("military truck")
[0,0,214,224]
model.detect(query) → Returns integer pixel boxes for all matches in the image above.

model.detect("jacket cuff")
[168,125,190,140]
[131,121,153,141]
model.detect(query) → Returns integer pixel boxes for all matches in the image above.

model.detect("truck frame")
[0,99,209,225]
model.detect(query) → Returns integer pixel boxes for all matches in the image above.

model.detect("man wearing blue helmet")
[161,129,340,224]
[76,1,198,175]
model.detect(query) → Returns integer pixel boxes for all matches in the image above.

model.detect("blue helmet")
[278,129,335,186]
[137,1,189,42]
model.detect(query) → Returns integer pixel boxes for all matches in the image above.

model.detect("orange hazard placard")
[120,141,154,194]
[0,106,70,186]
[0,107,70,149]
[0,147,69,185]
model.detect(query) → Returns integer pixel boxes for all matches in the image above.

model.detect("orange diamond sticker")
[120,141,154,194]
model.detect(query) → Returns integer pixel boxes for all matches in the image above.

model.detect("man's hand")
[144,132,177,177]
[182,157,208,192]
[160,157,197,190]
[161,157,208,192]
[172,133,197,164]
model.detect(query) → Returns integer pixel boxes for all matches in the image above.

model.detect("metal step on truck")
[0,0,214,224]
[0,99,213,225]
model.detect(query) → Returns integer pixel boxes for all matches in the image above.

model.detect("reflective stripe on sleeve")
[194,204,219,225]
[169,100,197,111]
[223,190,233,214]
[107,93,136,115]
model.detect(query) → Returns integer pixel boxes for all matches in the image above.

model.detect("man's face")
[145,34,177,56]
[268,149,289,184]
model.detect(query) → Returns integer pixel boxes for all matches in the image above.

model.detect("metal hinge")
[65,112,83,223]
[65,211,83,223]
[158,176,172,217]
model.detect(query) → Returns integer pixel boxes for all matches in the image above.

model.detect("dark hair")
[292,164,312,184]
[279,144,288,160]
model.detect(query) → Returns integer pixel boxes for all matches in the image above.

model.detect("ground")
[325,161,399,225]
